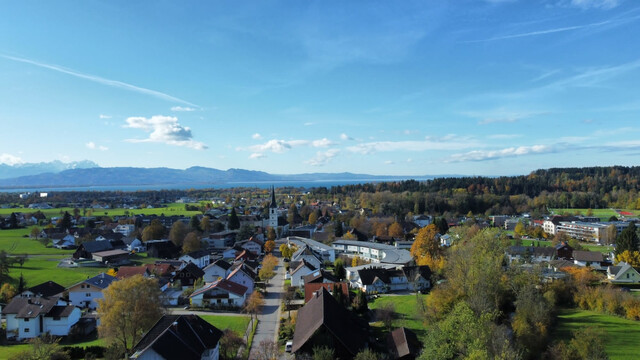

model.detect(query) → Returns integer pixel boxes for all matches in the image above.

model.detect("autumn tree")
[308,211,319,225]
[410,224,441,265]
[189,215,201,232]
[267,226,277,241]
[514,221,525,238]
[255,339,280,360]
[244,291,264,321]
[616,250,640,267]
[30,226,41,239]
[388,222,404,238]
[0,282,16,303]
[264,240,276,254]
[169,221,188,247]
[98,275,164,355]
[333,258,346,281]
[182,231,201,254]
[219,329,245,360]
[142,219,165,242]
[200,215,211,233]
[279,243,294,259]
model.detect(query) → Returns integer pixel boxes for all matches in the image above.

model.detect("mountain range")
[0,160,99,179]
[0,162,423,189]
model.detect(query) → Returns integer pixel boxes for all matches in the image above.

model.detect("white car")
[285,341,293,352]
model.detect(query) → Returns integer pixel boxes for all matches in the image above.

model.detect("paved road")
[249,257,285,359]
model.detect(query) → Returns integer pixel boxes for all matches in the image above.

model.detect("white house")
[237,239,262,256]
[226,265,255,295]
[114,224,135,237]
[190,279,248,308]
[179,250,211,269]
[2,296,80,341]
[291,246,323,270]
[67,273,118,310]
[572,250,604,269]
[203,260,233,283]
[351,266,431,294]
[53,234,76,249]
[290,260,317,288]
[607,262,640,284]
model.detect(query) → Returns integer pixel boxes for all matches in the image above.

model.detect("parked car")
[285,341,293,352]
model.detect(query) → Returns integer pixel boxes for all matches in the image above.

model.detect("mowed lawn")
[510,238,613,254]
[553,309,640,360]
[199,314,251,336]
[7,256,105,288]
[0,337,106,359]
[0,227,75,255]
[369,294,429,337]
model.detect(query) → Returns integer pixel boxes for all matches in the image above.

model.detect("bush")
[62,346,105,360]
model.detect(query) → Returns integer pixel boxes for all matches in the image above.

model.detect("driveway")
[248,256,285,359]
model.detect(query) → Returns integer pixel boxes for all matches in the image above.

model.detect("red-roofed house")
[189,279,248,308]
[304,282,349,303]
[116,266,151,280]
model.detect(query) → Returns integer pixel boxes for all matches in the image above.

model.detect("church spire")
[270,186,277,208]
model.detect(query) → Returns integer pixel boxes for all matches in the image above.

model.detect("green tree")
[616,222,638,255]
[435,217,449,235]
[228,208,240,230]
[8,334,70,360]
[182,231,201,254]
[514,221,525,238]
[57,211,72,230]
[288,203,300,226]
[352,289,368,314]
[237,224,255,241]
[8,212,18,229]
[200,215,211,233]
[98,275,164,355]
[189,215,201,232]
[219,329,245,360]
[169,221,188,247]
[30,226,41,239]
[142,219,165,242]
[312,346,334,360]
[334,221,344,237]
[333,258,346,281]
[354,348,384,360]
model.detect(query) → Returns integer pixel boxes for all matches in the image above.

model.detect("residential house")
[53,234,76,249]
[179,250,211,269]
[189,279,248,308]
[302,269,338,286]
[2,296,81,341]
[290,260,317,288]
[304,282,349,303]
[555,242,574,260]
[146,240,181,259]
[573,250,604,269]
[413,215,432,228]
[506,246,555,264]
[68,273,118,310]
[173,263,205,289]
[20,281,65,298]
[387,327,421,360]
[352,266,431,294]
[130,315,223,360]
[92,249,130,265]
[203,260,232,283]
[73,240,113,259]
[116,266,151,280]
[226,263,256,294]
[607,262,640,284]
[237,239,262,255]
[291,245,323,270]
[292,288,368,358]
[113,224,135,237]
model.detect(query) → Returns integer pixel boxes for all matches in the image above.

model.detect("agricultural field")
[0,202,205,218]
[550,208,639,221]
[553,309,640,360]
[368,294,429,337]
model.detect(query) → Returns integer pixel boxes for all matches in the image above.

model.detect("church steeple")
[269,186,277,209]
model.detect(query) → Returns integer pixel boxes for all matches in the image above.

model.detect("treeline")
[309,166,640,216]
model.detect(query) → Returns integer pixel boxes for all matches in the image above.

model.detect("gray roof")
[332,239,412,265]
[82,273,118,289]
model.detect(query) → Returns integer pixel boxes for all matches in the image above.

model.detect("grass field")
[0,227,75,255]
[7,255,105,288]
[368,294,429,337]
[550,208,639,221]
[200,314,251,336]
[510,238,613,254]
[553,309,640,360]
[0,203,204,218]
[0,338,106,360]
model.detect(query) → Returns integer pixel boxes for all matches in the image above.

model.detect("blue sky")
[1,0,639,176]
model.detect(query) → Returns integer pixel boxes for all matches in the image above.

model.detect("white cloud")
[340,133,354,141]
[99,114,112,119]
[249,153,266,159]
[124,115,207,150]
[567,0,621,10]
[245,139,309,153]
[347,137,479,155]
[447,145,554,162]
[0,54,198,107]
[462,108,547,125]
[304,122,315,126]
[252,133,263,140]
[312,138,336,148]
[306,149,340,166]
[86,142,108,151]
[0,153,23,165]
[171,106,197,112]
[384,160,395,165]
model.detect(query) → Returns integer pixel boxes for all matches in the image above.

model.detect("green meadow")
[368,294,429,338]
[200,314,251,336]
[550,208,639,221]
[0,202,205,218]
[553,309,640,360]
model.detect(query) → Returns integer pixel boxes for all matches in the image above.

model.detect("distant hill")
[0,160,99,179]
[0,165,418,188]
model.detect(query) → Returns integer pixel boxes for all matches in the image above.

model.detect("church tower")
[268,186,278,229]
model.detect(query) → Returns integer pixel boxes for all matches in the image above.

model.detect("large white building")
[287,236,336,262]
[331,239,412,265]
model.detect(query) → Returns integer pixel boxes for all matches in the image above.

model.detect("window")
[24,328,30,333]
[53,317,61,321]
[24,318,29,322]
[86,293,91,297]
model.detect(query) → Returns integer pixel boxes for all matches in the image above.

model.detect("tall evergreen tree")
[334,221,344,237]
[616,222,639,255]
[58,211,72,230]
[228,208,240,230]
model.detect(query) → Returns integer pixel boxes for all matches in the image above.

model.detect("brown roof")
[144,263,175,277]
[1,296,58,318]
[572,250,604,262]
[191,279,248,298]
[304,282,348,303]
[292,288,367,355]
[116,266,150,279]
[387,327,421,359]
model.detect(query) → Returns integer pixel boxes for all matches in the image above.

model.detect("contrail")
[1,54,199,107]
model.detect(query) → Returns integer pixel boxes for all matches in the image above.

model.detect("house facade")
[68,273,117,310]
[190,279,248,308]
[2,296,81,341]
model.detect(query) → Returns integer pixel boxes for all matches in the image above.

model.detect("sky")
[0,0,639,176]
